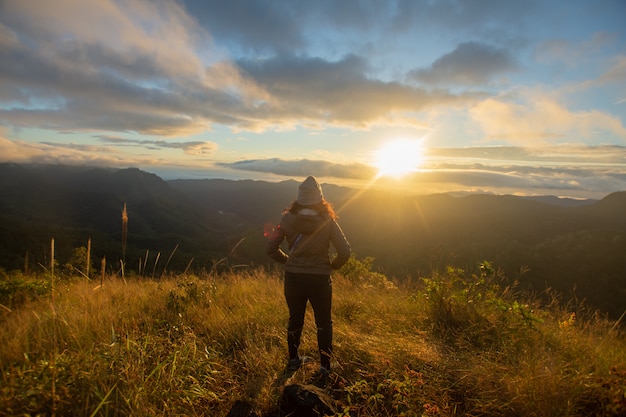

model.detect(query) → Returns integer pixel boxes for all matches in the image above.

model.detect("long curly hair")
[283,199,338,220]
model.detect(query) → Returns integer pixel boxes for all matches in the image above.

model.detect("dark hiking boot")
[313,365,330,387]
[286,356,312,371]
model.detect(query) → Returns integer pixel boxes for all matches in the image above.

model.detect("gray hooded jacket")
[266,209,351,275]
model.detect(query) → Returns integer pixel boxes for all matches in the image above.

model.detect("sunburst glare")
[373,138,425,179]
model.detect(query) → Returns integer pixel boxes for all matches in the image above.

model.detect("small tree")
[63,246,94,277]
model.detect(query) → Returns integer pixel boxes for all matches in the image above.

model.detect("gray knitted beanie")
[297,176,323,205]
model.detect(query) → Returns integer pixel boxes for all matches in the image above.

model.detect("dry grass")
[0,268,624,416]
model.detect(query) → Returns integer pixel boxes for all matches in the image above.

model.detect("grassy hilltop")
[1,260,625,416]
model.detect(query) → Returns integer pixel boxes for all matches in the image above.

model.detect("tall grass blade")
[121,203,128,265]
[86,238,91,280]
[142,250,149,277]
[50,238,57,417]
[100,257,106,287]
[161,244,179,278]
[612,308,626,331]
[120,259,126,284]
[90,383,117,417]
[183,257,194,275]
[151,252,161,279]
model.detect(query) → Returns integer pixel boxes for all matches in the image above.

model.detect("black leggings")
[284,272,332,369]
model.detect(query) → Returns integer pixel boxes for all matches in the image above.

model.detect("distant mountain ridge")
[1,163,625,318]
[0,164,235,272]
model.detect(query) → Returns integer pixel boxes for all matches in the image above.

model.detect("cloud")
[408,42,519,86]
[415,144,626,197]
[183,0,539,56]
[557,53,626,104]
[39,142,115,153]
[184,142,219,156]
[1,0,209,77]
[424,164,618,199]
[0,0,490,137]
[600,54,626,84]
[182,0,308,54]
[217,144,626,198]
[96,136,218,156]
[5,117,623,198]
[220,158,376,180]
[439,143,626,164]
[414,168,582,192]
[0,133,222,173]
[534,32,615,67]
[391,0,538,35]
[469,93,626,143]
[155,140,626,198]
[237,53,486,130]
[412,163,626,197]
[0,135,132,166]
[0,0,261,136]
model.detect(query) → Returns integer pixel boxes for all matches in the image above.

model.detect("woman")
[266,176,351,375]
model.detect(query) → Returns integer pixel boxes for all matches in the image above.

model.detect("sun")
[374,139,424,179]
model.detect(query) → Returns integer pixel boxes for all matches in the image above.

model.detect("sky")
[1,0,625,199]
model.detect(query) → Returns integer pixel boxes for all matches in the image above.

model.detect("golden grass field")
[1,260,625,416]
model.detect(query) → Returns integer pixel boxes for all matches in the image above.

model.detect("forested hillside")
[1,163,625,318]
[172,177,626,318]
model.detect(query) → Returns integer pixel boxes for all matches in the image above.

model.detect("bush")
[421,261,540,349]
[0,273,51,309]
[339,254,396,289]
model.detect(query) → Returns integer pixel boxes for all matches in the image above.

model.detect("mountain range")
[1,163,624,318]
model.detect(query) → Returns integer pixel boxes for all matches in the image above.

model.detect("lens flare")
[374,139,424,178]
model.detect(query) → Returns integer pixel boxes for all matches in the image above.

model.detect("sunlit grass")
[0,266,624,416]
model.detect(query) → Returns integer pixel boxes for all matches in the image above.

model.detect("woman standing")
[266,176,351,375]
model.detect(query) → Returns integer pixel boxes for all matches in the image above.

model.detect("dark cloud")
[182,0,307,54]
[182,0,536,56]
[220,158,376,179]
[96,136,218,156]
[409,42,519,86]
[182,0,399,55]
[239,53,486,126]
[39,142,113,153]
[0,1,249,135]
[392,0,538,35]
[0,2,486,136]
[419,164,626,195]
[218,154,626,198]
[216,144,626,197]
[0,135,152,167]
[415,144,626,196]
[426,144,626,164]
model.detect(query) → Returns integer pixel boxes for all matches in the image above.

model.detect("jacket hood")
[293,209,324,235]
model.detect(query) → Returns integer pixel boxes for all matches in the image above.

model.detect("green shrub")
[0,273,51,309]
[421,261,540,349]
[340,254,396,289]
